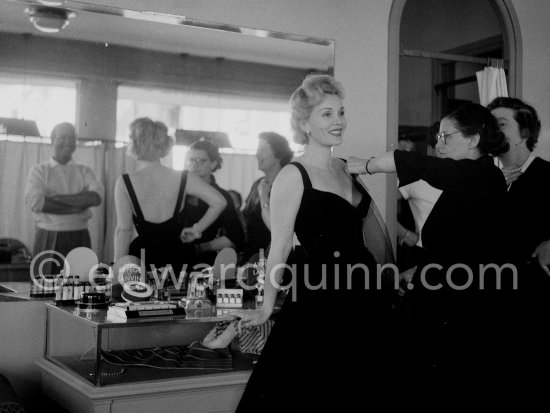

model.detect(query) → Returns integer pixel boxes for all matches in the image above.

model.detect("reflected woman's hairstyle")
[487,97,541,152]
[258,132,293,167]
[289,74,345,144]
[189,139,223,172]
[129,117,173,161]
[445,103,509,157]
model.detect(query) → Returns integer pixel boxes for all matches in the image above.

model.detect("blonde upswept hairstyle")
[289,74,345,144]
[129,117,173,161]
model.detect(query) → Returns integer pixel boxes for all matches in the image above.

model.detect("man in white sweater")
[25,122,103,273]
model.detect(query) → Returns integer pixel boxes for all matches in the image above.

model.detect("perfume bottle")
[255,257,266,308]
[255,284,264,308]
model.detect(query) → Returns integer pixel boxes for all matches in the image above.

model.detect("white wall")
[510,0,550,161]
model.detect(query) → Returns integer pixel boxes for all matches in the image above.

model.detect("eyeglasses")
[187,157,210,165]
[436,131,461,145]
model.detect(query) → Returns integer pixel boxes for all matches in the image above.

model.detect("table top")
[0,281,31,300]
[44,301,259,328]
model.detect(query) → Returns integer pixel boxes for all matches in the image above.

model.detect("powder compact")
[77,292,109,310]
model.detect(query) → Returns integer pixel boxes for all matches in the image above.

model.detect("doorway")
[386,0,522,264]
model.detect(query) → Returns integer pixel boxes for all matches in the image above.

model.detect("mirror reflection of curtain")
[476,66,508,106]
[102,145,127,264]
[217,153,262,206]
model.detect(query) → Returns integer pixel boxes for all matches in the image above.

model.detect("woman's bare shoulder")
[276,162,303,187]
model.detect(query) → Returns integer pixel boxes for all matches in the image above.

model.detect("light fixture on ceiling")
[37,0,67,6]
[24,6,75,34]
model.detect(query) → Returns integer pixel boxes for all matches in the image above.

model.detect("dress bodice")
[288,162,378,301]
[291,163,372,262]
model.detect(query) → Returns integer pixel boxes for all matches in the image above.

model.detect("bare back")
[126,165,184,223]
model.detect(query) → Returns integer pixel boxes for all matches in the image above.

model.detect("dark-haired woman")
[488,97,550,399]
[349,103,512,407]
[241,132,293,262]
[488,97,550,270]
[184,140,245,266]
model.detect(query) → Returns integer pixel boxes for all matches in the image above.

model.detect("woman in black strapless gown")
[234,75,399,412]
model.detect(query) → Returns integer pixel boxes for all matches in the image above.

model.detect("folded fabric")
[101,342,232,371]
[238,320,274,355]
[206,320,274,355]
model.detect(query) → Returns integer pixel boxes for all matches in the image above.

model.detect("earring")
[305,130,311,139]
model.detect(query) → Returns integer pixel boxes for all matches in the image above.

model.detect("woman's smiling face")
[304,94,347,147]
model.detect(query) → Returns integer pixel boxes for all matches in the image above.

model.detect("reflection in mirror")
[0,0,334,281]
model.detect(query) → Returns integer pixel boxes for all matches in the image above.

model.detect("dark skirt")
[32,228,91,275]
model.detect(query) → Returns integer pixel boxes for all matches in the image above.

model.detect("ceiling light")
[24,6,75,33]
[37,1,67,6]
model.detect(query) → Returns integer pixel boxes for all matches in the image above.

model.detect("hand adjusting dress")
[236,162,400,412]
[122,171,196,274]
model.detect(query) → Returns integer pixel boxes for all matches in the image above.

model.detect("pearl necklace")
[501,153,534,174]
[502,166,522,174]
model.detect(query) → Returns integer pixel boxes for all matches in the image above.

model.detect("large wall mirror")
[0,0,335,276]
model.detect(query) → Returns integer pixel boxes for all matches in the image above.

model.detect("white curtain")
[101,145,128,264]
[476,66,508,107]
[216,153,262,203]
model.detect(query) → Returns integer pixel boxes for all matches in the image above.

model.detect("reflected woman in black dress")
[240,132,293,263]
[234,75,398,412]
[114,118,226,274]
[183,140,245,266]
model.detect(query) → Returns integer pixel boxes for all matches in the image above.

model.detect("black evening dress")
[394,150,515,407]
[241,177,271,262]
[122,171,196,274]
[236,162,400,412]
[183,176,245,267]
[503,156,550,395]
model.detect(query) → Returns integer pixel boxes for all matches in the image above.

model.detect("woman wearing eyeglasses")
[183,140,245,266]
[114,118,226,274]
[240,132,293,263]
[348,103,512,407]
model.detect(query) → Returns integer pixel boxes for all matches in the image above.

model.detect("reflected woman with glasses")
[114,118,226,274]
[183,140,245,266]
[348,103,513,407]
